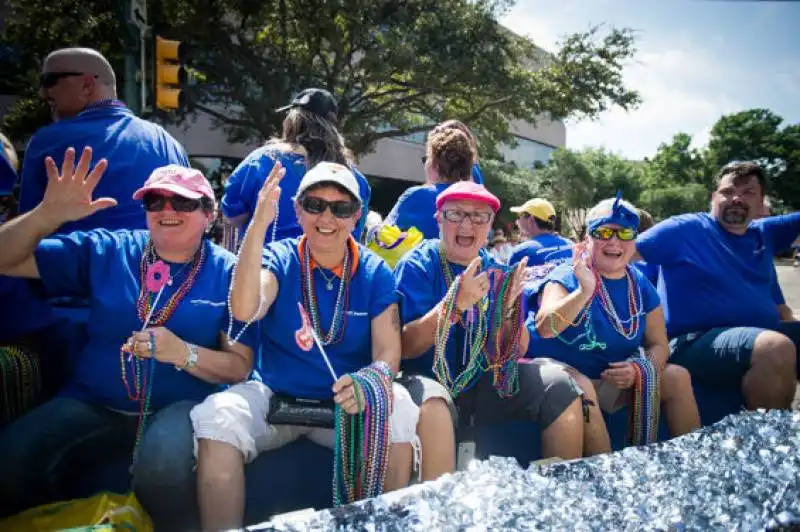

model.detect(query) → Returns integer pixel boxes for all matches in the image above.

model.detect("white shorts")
[190,380,420,463]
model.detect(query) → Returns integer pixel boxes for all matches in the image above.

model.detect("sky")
[500,0,800,160]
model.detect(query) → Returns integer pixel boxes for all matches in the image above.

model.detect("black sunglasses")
[39,71,93,89]
[143,193,205,213]
[300,196,359,219]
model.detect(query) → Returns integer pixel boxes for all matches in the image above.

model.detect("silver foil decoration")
[250,410,800,531]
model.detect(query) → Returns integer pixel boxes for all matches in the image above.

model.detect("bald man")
[19,47,189,232]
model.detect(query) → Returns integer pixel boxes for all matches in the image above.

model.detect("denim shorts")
[669,321,800,387]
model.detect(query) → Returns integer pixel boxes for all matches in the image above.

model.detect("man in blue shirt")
[508,198,574,268]
[19,47,189,233]
[636,162,800,410]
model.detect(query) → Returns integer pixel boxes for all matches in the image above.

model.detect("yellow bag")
[367,225,424,268]
[0,492,152,532]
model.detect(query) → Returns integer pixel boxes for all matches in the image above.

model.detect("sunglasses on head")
[590,226,637,242]
[142,193,205,213]
[300,196,359,219]
[442,209,492,225]
[39,71,93,89]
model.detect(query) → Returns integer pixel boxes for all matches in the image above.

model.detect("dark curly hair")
[426,128,476,183]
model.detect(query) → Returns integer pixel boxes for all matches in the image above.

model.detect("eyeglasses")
[39,71,90,89]
[143,193,205,213]
[590,226,638,242]
[300,196,359,219]
[442,209,492,225]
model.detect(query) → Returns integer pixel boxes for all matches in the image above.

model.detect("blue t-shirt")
[33,230,256,412]
[385,183,449,239]
[526,263,660,379]
[258,237,399,399]
[221,148,371,243]
[509,233,574,267]
[633,261,659,286]
[19,104,189,233]
[394,239,498,380]
[0,276,58,343]
[472,163,484,185]
[637,212,800,337]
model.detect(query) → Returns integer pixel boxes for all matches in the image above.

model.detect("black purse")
[266,393,336,428]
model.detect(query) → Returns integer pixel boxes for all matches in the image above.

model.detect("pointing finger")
[463,257,482,280]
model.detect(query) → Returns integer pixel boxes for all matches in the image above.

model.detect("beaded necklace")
[595,266,644,340]
[628,352,661,445]
[0,346,41,425]
[333,362,393,506]
[300,238,352,345]
[433,245,525,398]
[120,241,205,465]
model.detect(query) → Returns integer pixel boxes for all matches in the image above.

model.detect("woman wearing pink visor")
[0,148,257,530]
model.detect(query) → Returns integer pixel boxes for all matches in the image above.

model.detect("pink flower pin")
[145,260,170,293]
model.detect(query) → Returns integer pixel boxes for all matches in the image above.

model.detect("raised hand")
[572,241,596,295]
[254,161,286,226]
[41,147,115,224]
[454,257,489,312]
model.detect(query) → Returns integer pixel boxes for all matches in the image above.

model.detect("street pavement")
[775,261,800,408]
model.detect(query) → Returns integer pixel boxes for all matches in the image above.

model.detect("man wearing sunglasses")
[636,161,800,413]
[19,47,189,234]
[508,198,574,268]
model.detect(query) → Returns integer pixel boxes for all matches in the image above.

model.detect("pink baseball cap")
[436,181,501,213]
[132,165,215,203]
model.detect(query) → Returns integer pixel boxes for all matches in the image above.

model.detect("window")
[499,136,556,168]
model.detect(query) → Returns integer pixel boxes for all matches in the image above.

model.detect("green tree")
[637,184,708,221]
[644,132,711,189]
[705,109,800,209]
[535,148,595,236]
[480,158,542,225]
[579,147,644,203]
[2,0,641,156]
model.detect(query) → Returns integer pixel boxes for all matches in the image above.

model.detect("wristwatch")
[178,342,199,371]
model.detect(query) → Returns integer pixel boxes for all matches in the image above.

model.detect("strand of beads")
[333,362,393,506]
[301,237,351,345]
[0,346,41,425]
[548,308,607,351]
[433,274,488,397]
[484,268,526,398]
[595,266,644,340]
[627,352,661,445]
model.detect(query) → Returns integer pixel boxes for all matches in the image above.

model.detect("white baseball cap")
[296,162,361,203]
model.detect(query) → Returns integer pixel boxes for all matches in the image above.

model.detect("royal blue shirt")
[394,239,498,380]
[19,103,189,233]
[636,212,800,337]
[221,148,371,244]
[258,237,399,399]
[633,261,659,286]
[33,230,256,412]
[509,233,574,267]
[526,263,660,379]
[385,183,449,239]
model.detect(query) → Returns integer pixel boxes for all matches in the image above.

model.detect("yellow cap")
[509,198,556,221]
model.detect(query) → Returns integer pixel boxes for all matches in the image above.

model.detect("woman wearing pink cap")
[0,147,257,529]
[394,181,588,478]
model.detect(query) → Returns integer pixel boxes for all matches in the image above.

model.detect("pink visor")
[132,165,215,203]
[436,181,500,213]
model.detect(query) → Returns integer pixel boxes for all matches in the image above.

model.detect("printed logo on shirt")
[346,310,369,317]
[295,302,314,352]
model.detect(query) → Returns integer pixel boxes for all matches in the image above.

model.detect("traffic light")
[154,35,187,112]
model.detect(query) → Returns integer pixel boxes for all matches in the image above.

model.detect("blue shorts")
[670,322,800,387]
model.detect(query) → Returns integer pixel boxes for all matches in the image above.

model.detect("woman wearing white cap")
[0,148,257,528]
[192,161,419,531]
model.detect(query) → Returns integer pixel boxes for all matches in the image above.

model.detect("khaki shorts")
[190,380,420,463]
